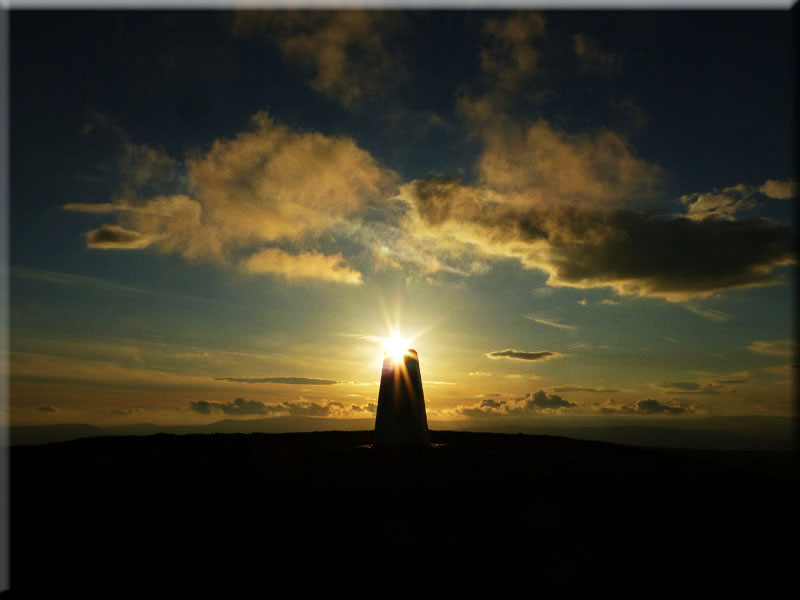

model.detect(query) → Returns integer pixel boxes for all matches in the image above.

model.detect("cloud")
[760,179,798,200]
[64,202,116,214]
[527,390,576,410]
[401,176,793,300]
[456,389,577,418]
[747,340,794,357]
[474,120,661,208]
[213,377,339,385]
[68,109,793,298]
[634,399,688,415]
[682,303,735,322]
[243,248,363,285]
[175,351,210,359]
[599,299,619,305]
[107,407,144,416]
[469,371,492,376]
[763,365,794,377]
[480,398,505,409]
[190,398,273,416]
[69,111,397,283]
[480,12,546,91]
[681,179,797,221]
[189,398,346,417]
[232,11,401,108]
[486,349,562,361]
[573,33,619,70]
[285,400,344,417]
[84,225,156,249]
[524,315,577,331]
[680,185,757,221]
[351,402,377,413]
[456,12,547,126]
[550,385,619,393]
[37,406,57,413]
[654,382,721,395]
[601,398,690,415]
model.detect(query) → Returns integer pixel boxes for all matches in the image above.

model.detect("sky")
[7,9,796,427]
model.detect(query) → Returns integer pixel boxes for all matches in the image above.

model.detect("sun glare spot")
[384,333,409,362]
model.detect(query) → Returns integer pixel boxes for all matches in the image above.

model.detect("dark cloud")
[457,389,577,418]
[635,399,687,415]
[84,224,153,249]
[480,398,505,409]
[107,407,144,415]
[189,398,345,417]
[37,406,57,413]
[285,401,343,417]
[189,398,274,416]
[408,179,795,300]
[534,210,795,300]
[601,398,690,415]
[551,385,619,393]
[214,377,339,385]
[526,390,577,410]
[486,349,559,361]
[350,402,377,413]
[715,379,747,385]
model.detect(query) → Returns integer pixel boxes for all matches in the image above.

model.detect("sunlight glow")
[384,333,410,363]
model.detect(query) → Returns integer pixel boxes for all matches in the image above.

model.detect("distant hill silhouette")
[8,430,795,596]
[9,415,795,450]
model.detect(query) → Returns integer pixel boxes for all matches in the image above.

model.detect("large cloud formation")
[67,112,396,283]
[401,177,794,300]
[66,11,795,301]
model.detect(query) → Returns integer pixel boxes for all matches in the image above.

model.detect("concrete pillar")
[374,349,430,449]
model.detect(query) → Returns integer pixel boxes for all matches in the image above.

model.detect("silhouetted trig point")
[374,348,430,449]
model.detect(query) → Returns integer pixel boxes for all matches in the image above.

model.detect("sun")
[384,333,410,363]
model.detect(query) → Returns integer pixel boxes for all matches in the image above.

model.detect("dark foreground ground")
[8,431,798,596]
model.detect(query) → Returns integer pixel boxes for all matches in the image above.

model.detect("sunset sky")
[8,10,796,427]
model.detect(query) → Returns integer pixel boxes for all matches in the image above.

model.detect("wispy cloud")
[654,381,721,395]
[10,267,228,306]
[747,339,794,357]
[551,385,619,393]
[663,337,681,344]
[524,315,577,331]
[682,303,735,322]
[214,377,339,385]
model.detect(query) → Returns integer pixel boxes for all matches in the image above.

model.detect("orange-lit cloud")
[747,339,794,357]
[760,179,798,199]
[232,10,401,108]
[573,33,619,71]
[681,179,797,221]
[243,248,363,285]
